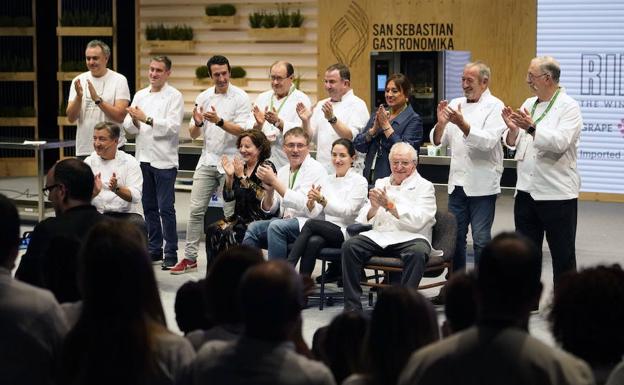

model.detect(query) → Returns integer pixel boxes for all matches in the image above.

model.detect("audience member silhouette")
[16,158,107,302]
[319,311,368,384]
[549,265,624,384]
[58,220,194,385]
[344,287,439,385]
[441,271,477,337]
[0,194,69,385]
[399,232,595,385]
[185,245,264,351]
[175,279,212,335]
[177,260,335,385]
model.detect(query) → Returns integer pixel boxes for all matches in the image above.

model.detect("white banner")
[537,0,624,193]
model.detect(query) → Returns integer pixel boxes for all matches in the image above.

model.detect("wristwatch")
[527,125,536,135]
[94,97,102,105]
[145,117,153,126]
[327,116,337,124]
[216,118,225,127]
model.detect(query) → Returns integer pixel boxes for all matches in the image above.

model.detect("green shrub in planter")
[290,9,304,28]
[0,16,32,27]
[262,13,276,28]
[218,4,236,16]
[249,11,264,28]
[146,24,193,40]
[230,66,246,79]
[195,65,210,79]
[205,5,220,16]
[61,61,87,72]
[277,7,290,28]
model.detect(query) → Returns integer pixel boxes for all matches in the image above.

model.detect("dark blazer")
[353,105,423,185]
[16,205,107,302]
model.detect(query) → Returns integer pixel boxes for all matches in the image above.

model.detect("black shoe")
[430,295,445,306]
[316,262,341,284]
[161,255,177,271]
[150,253,163,265]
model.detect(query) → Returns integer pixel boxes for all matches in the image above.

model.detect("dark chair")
[361,211,457,294]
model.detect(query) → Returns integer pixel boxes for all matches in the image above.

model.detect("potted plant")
[145,24,194,53]
[194,65,247,88]
[248,11,264,28]
[57,9,112,36]
[204,4,238,29]
[248,8,305,41]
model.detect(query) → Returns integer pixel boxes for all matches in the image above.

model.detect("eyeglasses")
[42,184,60,197]
[284,143,307,149]
[390,160,414,168]
[269,75,290,82]
[527,72,548,81]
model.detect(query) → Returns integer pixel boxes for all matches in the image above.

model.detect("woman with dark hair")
[204,129,276,265]
[59,220,195,385]
[353,73,423,185]
[343,287,439,385]
[287,138,368,279]
[320,312,368,384]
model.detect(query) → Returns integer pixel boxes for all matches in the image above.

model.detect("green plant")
[0,16,32,27]
[0,56,32,72]
[195,65,210,79]
[205,5,220,16]
[293,73,303,89]
[230,66,246,78]
[218,4,236,16]
[262,12,276,28]
[276,7,290,28]
[248,11,264,28]
[290,9,304,27]
[0,106,36,117]
[61,61,86,72]
[60,10,111,26]
[145,24,193,40]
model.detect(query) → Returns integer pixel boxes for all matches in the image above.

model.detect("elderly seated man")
[342,142,437,312]
[84,121,145,232]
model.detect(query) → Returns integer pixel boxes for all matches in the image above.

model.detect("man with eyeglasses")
[502,56,582,291]
[342,142,437,312]
[172,55,252,275]
[242,127,326,261]
[296,63,369,173]
[16,158,106,302]
[430,61,506,275]
[246,61,311,168]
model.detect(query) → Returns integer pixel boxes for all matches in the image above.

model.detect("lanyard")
[270,85,295,115]
[530,88,560,125]
[289,168,299,189]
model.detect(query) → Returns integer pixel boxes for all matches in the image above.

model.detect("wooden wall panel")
[318,0,536,109]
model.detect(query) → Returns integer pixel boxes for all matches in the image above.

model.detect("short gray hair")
[94,121,120,140]
[533,56,561,83]
[389,142,418,164]
[86,39,111,58]
[465,61,491,81]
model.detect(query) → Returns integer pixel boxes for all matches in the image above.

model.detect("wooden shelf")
[204,15,240,30]
[248,28,305,42]
[56,26,113,36]
[57,72,82,81]
[144,40,196,54]
[0,27,35,36]
[0,158,37,177]
[57,116,74,126]
[0,72,36,81]
[0,117,37,126]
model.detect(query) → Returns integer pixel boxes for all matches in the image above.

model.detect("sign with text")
[372,23,454,51]
[538,0,624,194]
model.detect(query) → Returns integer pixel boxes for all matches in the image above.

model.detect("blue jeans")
[448,186,497,271]
[140,163,178,257]
[243,218,300,260]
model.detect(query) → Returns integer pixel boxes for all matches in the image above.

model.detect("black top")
[223,160,277,225]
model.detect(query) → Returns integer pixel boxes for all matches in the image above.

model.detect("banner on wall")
[537,0,624,194]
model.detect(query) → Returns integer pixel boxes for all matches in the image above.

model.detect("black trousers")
[342,236,430,311]
[287,219,344,275]
[514,190,578,284]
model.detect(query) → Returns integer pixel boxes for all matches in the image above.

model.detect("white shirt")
[68,69,131,156]
[263,154,328,229]
[309,90,370,173]
[305,167,368,238]
[84,150,143,214]
[430,89,506,196]
[193,84,252,171]
[122,83,184,169]
[356,171,437,248]
[246,87,311,169]
[504,89,582,200]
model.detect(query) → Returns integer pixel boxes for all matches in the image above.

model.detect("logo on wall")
[330,1,369,67]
